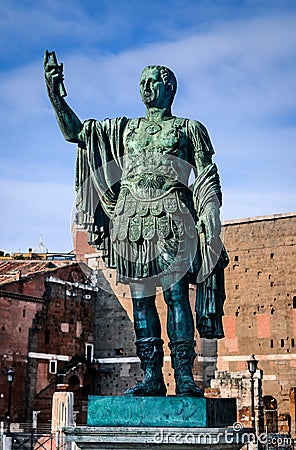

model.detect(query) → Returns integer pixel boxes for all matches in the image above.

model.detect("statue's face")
[140,67,171,108]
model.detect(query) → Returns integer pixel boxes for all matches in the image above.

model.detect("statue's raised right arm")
[44,50,83,144]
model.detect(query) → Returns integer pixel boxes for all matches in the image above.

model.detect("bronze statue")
[44,51,229,398]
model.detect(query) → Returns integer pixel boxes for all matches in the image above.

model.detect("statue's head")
[140,65,177,109]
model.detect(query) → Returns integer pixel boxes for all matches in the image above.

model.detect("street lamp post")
[6,368,15,435]
[247,354,258,431]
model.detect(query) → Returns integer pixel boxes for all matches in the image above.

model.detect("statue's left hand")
[196,201,221,246]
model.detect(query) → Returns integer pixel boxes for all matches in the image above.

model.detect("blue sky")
[0,0,295,253]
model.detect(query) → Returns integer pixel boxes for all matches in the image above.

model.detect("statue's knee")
[164,293,182,308]
[134,297,157,313]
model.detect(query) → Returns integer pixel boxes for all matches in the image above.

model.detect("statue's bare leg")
[162,275,204,397]
[162,275,194,342]
[124,282,166,396]
[130,282,161,339]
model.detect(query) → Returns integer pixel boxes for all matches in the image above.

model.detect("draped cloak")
[75,117,229,339]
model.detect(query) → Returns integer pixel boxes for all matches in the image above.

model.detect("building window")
[68,375,80,390]
[293,297,296,309]
[264,396,278,433]
[49,360,57,374]
[45,329,50,345]
[234,255,239,262]
[86,343,94,363]
[115,348,124,356]
[280,339,284,348]
[61,323,69,333]
[291,339,295,348]
[270,339,274,348]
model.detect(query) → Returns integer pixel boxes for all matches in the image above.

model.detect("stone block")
[87,396,237,428]
[64,425,251,450]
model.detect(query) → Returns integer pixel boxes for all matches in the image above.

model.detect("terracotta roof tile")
[0,260,75,286]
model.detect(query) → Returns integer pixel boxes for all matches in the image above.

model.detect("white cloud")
[0,5,295,251]
[57,12,296,124]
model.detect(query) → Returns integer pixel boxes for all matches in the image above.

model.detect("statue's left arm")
[188,120,222,246]
[187,120,228,340]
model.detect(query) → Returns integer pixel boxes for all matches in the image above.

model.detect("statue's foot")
[176,378,204,397]
[124,379,167,397]
[127,337,166,396]
[169,339,204,397]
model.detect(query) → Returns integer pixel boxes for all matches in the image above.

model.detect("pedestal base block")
[87,396,237,428]
[64,426,251,450]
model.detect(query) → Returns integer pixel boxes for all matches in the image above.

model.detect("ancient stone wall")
[217,213,296,435]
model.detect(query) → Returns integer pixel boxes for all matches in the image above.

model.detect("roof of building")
[0,260,76,286]
[223,211,296,227]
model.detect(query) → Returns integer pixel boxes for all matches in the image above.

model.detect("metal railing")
[1,430,68,450]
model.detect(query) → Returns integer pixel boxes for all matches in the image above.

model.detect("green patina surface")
[45,52,229,398]
[88,396,207,427]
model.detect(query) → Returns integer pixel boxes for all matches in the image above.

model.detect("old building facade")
[215,212,296,435]
[0,261,98,428]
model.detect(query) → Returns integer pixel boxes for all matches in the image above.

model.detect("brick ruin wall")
[217,213,296,431]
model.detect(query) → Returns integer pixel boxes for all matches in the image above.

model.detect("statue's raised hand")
[44,50,67,98]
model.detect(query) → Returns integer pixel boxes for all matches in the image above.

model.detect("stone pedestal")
[63,396,251,449]
[64,425,252,449]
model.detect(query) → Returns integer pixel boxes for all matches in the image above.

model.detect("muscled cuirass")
[111,117,196,243]
[121,117,190,200]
